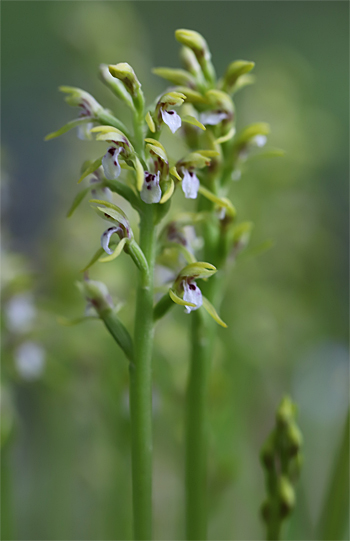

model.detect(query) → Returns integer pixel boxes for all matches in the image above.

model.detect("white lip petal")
[199,111,228,126]
[182,169,200,199]
[161,109,182,134]
[183,280,203,313]
[102,147,122,180]
[141,171,162,204]
[101,227,120,254]
[77,122,93,140]
[254,135,267,147]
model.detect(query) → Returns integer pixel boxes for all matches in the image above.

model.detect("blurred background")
[1,1,349,540]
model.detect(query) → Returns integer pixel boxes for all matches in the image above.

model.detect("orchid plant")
[47,29,280,540]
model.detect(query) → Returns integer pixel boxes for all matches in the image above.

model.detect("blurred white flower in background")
[14,341,46,381]
[6,294,37,334]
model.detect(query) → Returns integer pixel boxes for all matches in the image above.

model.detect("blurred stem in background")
[317,409,349,541]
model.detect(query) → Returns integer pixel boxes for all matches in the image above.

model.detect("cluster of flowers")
[47,29,274,329]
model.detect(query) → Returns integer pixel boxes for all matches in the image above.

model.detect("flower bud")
[175,29,215,84]
[278,476,295,518]
[108,62,141,96]
[79,278,114,315]
[276,396,296,427]
[286,422,303,457]
[180,46,202,77]
[59,86,102,117]
[175,29,211,62]
[99,64,134,110]
[152,67,196,88]
[222,60,255,93]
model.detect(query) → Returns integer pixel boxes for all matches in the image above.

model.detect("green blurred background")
[1,1,349,540]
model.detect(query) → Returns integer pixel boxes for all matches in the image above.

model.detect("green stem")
[185,274,219,540]
[129,205,156,540]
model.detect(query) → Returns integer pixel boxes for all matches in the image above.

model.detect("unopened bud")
[79,279,113,315]
[260,431,275,470]
[276,396,296,427]
[286,423,303,456]
[175,29,211,62]
[222,60,255,93]
[278,476,295,518]
[108,63,141,96]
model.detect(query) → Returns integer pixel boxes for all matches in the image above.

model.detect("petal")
[182,169,200,199]
[254,135,267,147]
[183,280,202,313]
[77,122,93,140]
[99,237,128,262]
[199,111,228,126]
[101,226,120,254]
[141,171,162,204]
[102,147,122,180]
[161,109,182,134]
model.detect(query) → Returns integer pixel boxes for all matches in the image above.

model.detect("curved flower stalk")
[47,26,280,541]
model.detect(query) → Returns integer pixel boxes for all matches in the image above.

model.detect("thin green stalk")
[185,273,220,540]
[185,193,223,539]
[129,205,156,540]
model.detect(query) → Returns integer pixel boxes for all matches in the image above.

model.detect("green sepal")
[176,262,216,282]
[162,242,196,264]
[160,178,174,204]
[103,179,142,213]
[231,74,255,94]
[145,111,156,133]
[202,296,227,328]
[221,60,255,93]
[198,186,236,217]
[80,247,105,272]
[45,117,96,141]
[67,185,98,217]
[248,148,285,161]
[182,115,206,130]
[152,67,196,87]
[57,315,99,326]
[234,123,270,147]
[153,293,176,322]
[108,62,141,96]
[78,157,103,184]
[59,86,101,113]
[169,288,196,308]
[99,237,128,263]
[205,89,234,114]
[91,125,132,149]
[146,143,168,165]
[100,309,134,362]
[171,86,206,103]
[125,239,150,279]
[99,64,134,110]
[158,91,186,108]
[91,201,129,228]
